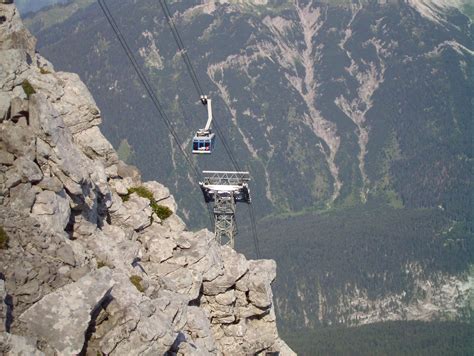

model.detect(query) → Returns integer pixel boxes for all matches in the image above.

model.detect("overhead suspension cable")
[97,0,213,226]
[159,0,205,98]
[158,0,242,173]
[158,0,261,258]
[158,0,240,171]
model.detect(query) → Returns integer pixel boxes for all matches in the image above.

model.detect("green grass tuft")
[129,275,144,293]
[0,226,9,249]
[22,79,36,98]
[122,186,173,221]
[151,202,172,220]
[127,186,154,201]
[120,194,130,202]
[39,67,51,74]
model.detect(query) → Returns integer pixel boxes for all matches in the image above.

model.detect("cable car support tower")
[200,171,251,247]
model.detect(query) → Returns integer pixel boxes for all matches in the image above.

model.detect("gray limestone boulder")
[203,246,249,296]
[27,93,63,144]
[0,49,30,91]
[11,83,26,99]
[27,70,64,103]
[74,125,117,164]
[240,314,279,354]
[10,96,28,120]
[29,93,90,185]
[37,175,63,193]
[215,289,236,306]
[0,120,35,160]
[52,72,101,134]
[90,161,110,197]
[162,267,203,300]
[83,225,141,273]
[148,236,176,263]
[35,53,54,73]
[112,194,152,231]
[110,178,128,195]
[162,213,186,233]
[55,243,76,266]
[0,332,45,356]
[31,189,70,231]
[4,168,21,190]
[0,4,36,57]
[175,230,216,262]
[0,279,6,333]
[8,182,37,211]
[13,156,43,183]
[94,273,188,356]
[19,268,114,355]
[0,92,10,120]
[246,259,276,309]
[0,150,14,165]
[116,160,141,184]
[183,306,216,353]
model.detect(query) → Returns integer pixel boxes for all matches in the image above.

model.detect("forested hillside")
[238,202,472,329]
[25,0,473,340]
[282,321,473,355]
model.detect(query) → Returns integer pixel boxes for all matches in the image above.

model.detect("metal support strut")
[199,171,251,247]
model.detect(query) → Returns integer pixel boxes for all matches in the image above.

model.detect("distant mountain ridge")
[15,0,68,14]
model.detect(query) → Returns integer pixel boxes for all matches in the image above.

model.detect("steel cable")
[98,0,213,227]
[159,0,261,258]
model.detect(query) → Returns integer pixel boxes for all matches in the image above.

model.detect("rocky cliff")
[0,3,295,355]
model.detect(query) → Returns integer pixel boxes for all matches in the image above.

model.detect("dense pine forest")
[282,321,473,355]
[238,201,472,329]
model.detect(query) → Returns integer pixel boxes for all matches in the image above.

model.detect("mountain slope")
[15,0,69,14]
[238,202,472,329]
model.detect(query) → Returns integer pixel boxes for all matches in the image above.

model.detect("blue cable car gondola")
[192,95,216,154]
[192,132,215,154]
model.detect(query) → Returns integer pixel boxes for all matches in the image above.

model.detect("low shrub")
[22,79,36,98]
[129,275,144,293]
[151,202,172,220]
[39,67,51,74]
[127,186,154,201]
[0,226,9,249]
[123,186,173,221]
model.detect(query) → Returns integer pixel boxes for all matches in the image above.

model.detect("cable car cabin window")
[192,133,215,154]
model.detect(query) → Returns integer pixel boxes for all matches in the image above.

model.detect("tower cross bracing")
[199,171,251,247]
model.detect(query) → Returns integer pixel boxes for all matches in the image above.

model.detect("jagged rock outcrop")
[0,3,295,355]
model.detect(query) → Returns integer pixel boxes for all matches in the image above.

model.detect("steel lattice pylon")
[199,171,251,247]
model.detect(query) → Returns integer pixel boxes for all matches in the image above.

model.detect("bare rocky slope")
[0,3,295,355]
